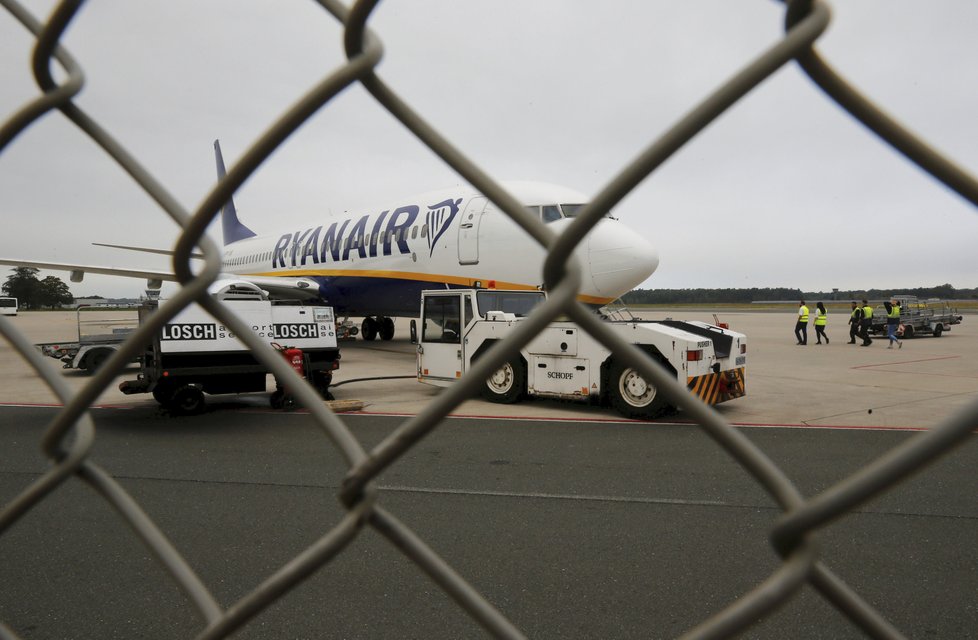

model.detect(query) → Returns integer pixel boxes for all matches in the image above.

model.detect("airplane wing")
[91,242,206,259]
[0,258,321,300]
[0,258,175,287]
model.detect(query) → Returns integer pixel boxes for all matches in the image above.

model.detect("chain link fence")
[1,1,976,638]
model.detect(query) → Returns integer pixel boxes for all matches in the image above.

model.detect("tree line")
[622,284,978,305]
[2,267,74,310]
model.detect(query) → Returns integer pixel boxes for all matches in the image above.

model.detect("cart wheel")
[84,348,112,374]
[152,382,175,405]
[168,385,205,415]
[902,325,915,339]
[933,324,943,338]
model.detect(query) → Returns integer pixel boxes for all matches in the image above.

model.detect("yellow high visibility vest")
[862,305,873,319]
[888,305,901,320]
[799,305,809,322]
[815,310,827,326]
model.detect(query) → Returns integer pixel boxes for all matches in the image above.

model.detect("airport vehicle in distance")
[870,295,963,338]
[37,305,138,373]
[416,289,747,420]
[0,297,16,316]
[119,279,340,414]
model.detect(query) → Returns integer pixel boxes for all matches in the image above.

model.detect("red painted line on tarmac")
[350,411,941,431]
[852,355,959,370]
[726,421,930,432]
[352,410,641,424]
[0,402,136,409]
[2,403,959,432]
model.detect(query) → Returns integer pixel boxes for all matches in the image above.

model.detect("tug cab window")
[423,296,462,344]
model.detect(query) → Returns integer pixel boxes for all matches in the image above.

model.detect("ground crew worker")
[848,301,862,344]
[814,302,829,344]
[886,299,904,349]
[860,299,874,346]
[795,300,809,345]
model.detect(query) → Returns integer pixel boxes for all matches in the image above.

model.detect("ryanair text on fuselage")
[271,197,461,269]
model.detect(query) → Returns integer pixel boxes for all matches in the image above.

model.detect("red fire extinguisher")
[283,346,304,376]
[271,343,305,410]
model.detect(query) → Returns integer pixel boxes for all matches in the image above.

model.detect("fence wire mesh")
[1,0,976,638]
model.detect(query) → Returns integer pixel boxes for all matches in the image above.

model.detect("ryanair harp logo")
[426,198,461,257]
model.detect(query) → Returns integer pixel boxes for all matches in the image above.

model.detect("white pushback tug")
[416,289,747,420]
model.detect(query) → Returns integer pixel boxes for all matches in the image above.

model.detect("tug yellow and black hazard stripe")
[687,369,746,405]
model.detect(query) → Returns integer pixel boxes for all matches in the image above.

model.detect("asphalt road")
[1,405,975,639]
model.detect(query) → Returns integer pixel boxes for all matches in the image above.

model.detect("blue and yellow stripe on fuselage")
[244,268,613,316]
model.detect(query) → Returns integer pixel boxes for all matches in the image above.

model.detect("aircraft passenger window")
[542,205,561,223]
[412,226,418,239]
[421,225,428,238]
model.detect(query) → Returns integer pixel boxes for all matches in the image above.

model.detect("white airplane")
[0,141,659,340]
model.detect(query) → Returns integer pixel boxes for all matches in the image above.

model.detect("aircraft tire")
[379,317,395,341]
[361,317,377,341]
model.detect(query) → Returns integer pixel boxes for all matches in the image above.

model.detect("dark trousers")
[860,319,873,345]
[795,321,808,344]
[849,322,859,342]
[815,324,828,343]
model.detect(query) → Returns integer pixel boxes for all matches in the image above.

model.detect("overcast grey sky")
[2,1,977,299]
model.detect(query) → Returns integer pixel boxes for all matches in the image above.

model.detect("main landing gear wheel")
[361,316,396,341]
[379,317,395,341]
[361,317,378,341]
[481,356,525,404]
[609,361,670,420]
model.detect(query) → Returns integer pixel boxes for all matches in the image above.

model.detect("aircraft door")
[457,197,487,265]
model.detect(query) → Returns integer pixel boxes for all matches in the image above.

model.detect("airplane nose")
[579,220,658,300]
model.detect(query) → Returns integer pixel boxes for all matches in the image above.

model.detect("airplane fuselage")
[220,183,659,317]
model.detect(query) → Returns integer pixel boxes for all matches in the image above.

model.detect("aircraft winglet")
[214,139,257,245]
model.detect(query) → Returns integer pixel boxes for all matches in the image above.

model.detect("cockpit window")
[560,203,586,217]
[542,205,561,223]
[526,202,599,223]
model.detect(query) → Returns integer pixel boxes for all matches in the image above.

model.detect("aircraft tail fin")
[214,139,257,245]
